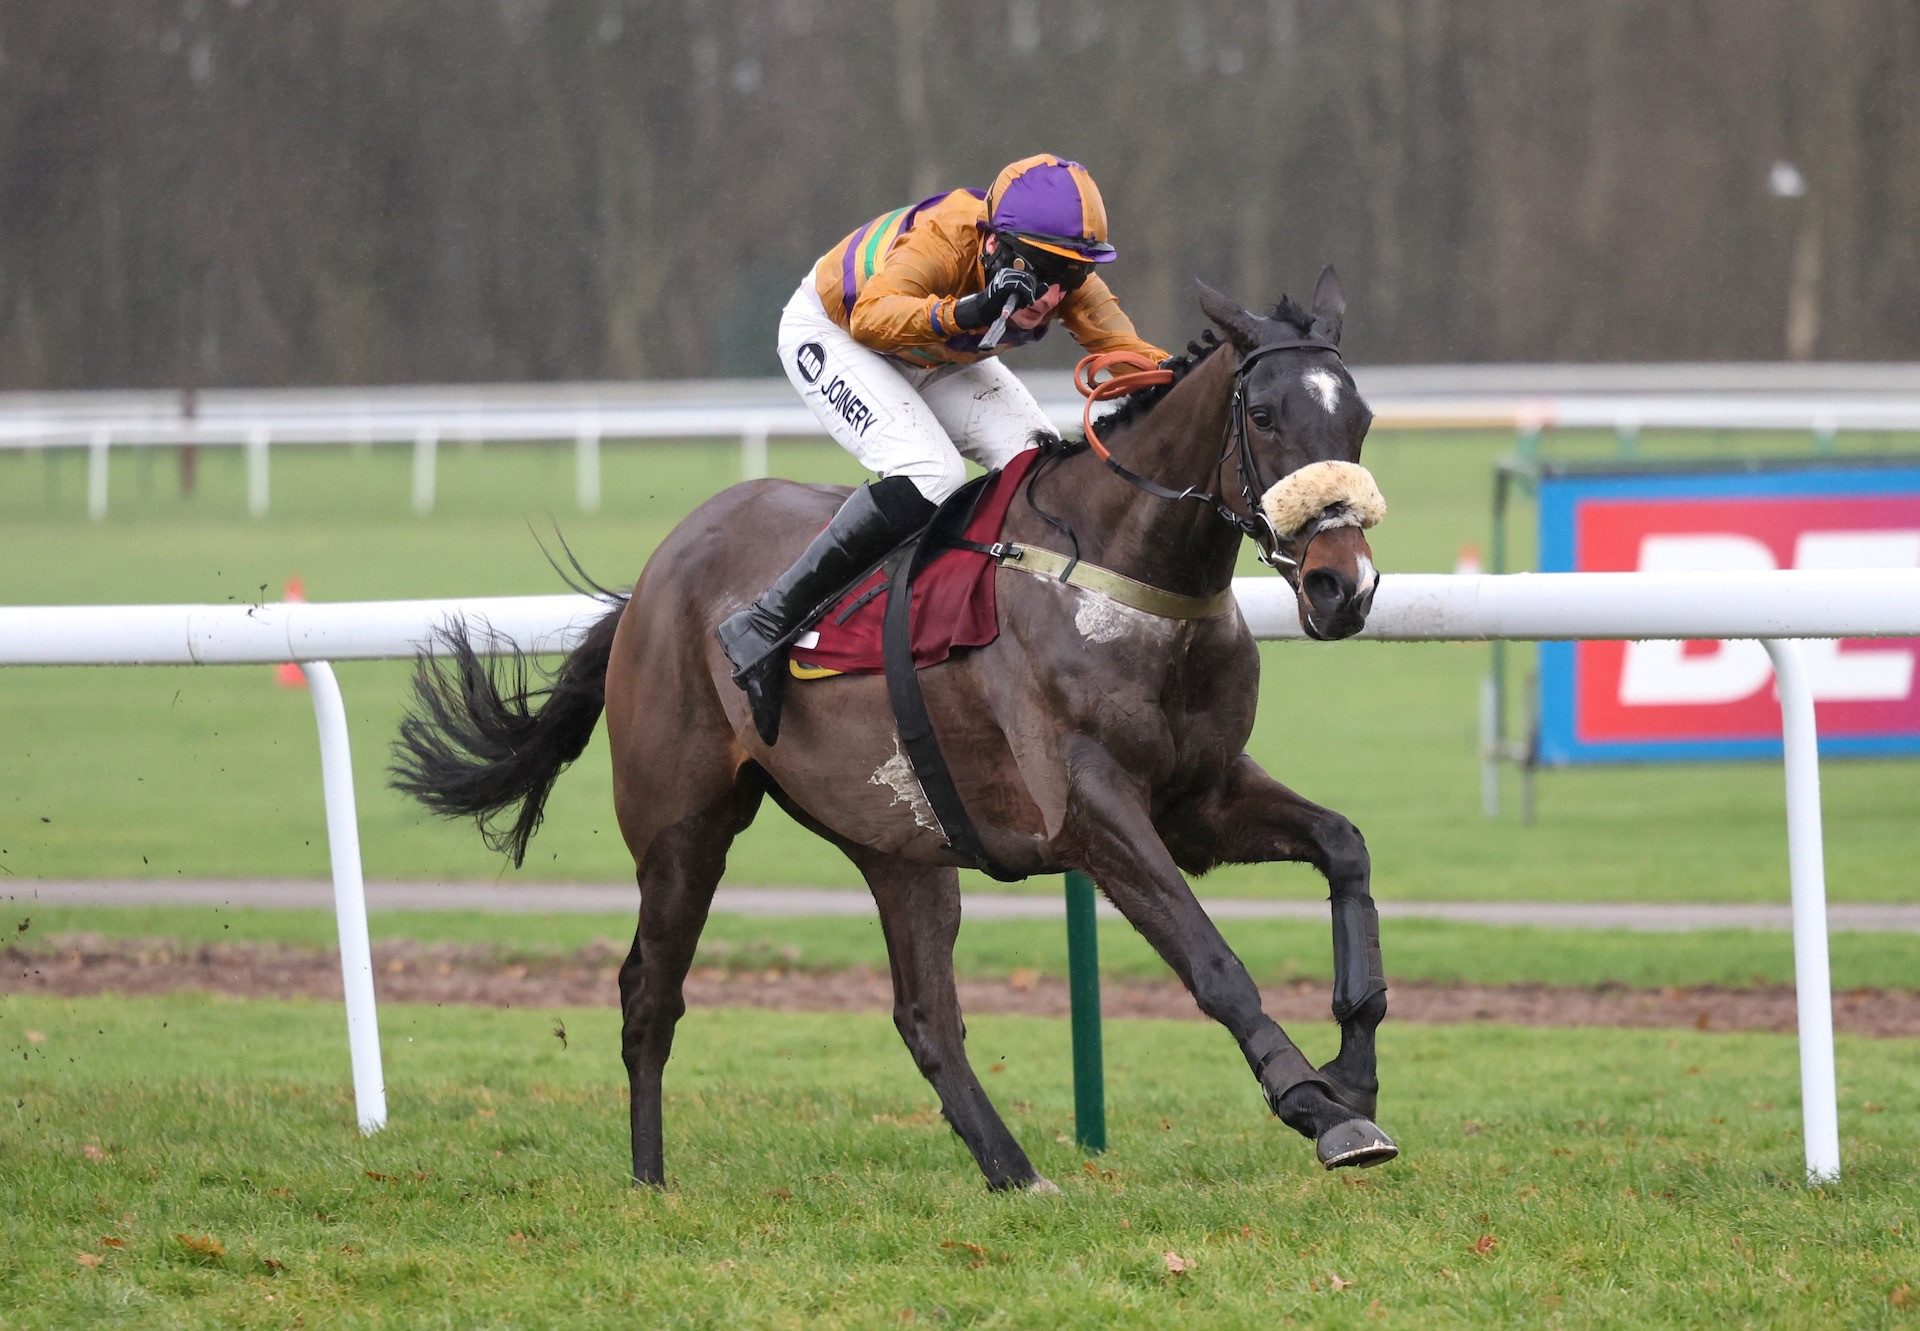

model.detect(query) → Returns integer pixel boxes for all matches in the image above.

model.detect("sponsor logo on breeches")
[818,374,878,437]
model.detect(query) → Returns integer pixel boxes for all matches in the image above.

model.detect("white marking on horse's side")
[871,739,938,831]
[1074,595,1178,646]
[1304,369,1341,414]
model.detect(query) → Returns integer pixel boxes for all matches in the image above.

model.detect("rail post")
[411,426,439,515]
[1763,639,1840,1182]
[87,428,110,521]
[1064,870,1106,1152]
[300,660,388,1134]
[246,425,271,518]
[575,422,602,513]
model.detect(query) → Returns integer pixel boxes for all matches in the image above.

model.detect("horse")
[391,267,1395,1190]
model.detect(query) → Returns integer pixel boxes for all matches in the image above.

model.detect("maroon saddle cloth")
[788,447,1043,678]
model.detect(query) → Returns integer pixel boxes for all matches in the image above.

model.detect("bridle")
[1074,336,1352,588]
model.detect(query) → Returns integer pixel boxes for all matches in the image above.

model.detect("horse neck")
[1036,348,1245,597]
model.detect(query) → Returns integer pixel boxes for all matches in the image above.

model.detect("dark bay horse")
[392,269,1396,1189]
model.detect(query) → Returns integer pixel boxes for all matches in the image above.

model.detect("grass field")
[8,426,1918,1328]
[5,994,1919,1328]
[3,429,1918,902]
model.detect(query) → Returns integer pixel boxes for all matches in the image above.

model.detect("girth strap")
[989,542,1235,620]
[880,526,1022,883]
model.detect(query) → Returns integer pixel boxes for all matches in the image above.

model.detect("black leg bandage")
[1329,893,1387,1025]
[1244,1025,1328,1111]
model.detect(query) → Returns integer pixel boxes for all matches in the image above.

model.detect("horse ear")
[1195,279,1264,353]
[1310,264,1346,345]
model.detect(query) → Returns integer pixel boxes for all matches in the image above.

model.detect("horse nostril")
[1303,567,1349,612]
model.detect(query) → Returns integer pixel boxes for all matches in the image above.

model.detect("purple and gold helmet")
[984,155,1117,266]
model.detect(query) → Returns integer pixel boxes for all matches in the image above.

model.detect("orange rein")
[1073,351,1172,461]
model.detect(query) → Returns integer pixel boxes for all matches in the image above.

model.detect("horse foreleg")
[853,851,1050,1192]
[1065,745,1395,1169]
[1169,753,1387,1119]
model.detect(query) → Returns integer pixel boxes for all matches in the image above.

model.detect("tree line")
[1,0,1913,389]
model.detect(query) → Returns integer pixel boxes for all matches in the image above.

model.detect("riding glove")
[953,267,1043,330]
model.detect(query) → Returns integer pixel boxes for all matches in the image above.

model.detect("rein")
[1073,338,1348,585]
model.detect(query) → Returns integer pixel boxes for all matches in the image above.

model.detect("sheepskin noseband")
[1259,460,1387,542]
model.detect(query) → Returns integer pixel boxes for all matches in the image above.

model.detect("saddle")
[789,448,1041,679]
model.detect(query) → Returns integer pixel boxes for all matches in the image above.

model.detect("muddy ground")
[8,935,1920,1037]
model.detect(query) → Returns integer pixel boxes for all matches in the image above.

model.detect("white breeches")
[777,281,1054,502]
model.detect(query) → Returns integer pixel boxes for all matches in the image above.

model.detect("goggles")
[996,232,1100,294]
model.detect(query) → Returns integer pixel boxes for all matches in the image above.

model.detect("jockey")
[719,153,1169,743]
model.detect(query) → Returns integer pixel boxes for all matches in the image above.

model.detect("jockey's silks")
[809,190,1167,370]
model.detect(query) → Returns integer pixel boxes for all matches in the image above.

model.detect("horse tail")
[389,603,625,867]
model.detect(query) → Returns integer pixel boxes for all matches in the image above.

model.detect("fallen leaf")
[1460,1120,1483,1136]
[26,1030,45,1045]
[73,1252,103,1268]
[768,1188,792,1202]
[1891,1284,1913,1309]
[262,1258,285,1274]
[99,1236,125,1249]
[1008,968,1038,992]
[1328,1273,1352,1292]
[1163,1251,1192,1275]
[81,1143,107,1162]
[364,1171,397,1183]
[176,1233,226,1261]
[1472,1235,1498,1257]
[988,1062,1006,1074]
[1695,1012,1711,1031]
[940,1239,988,1259]
[1863,1101,1885,1115]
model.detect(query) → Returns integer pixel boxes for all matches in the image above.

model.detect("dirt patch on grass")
[7,936,1919,1037]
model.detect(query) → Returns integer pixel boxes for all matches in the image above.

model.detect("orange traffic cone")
[275,575,307,689]
[1453,543,1484,577]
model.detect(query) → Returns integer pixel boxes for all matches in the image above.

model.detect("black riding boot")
[717,475,935,745]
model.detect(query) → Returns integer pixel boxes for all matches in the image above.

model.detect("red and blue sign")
[1537,463,1920,764]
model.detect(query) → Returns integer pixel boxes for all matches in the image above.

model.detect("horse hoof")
[1317,1118,1398,1170]
[1027,1175,1062,1195]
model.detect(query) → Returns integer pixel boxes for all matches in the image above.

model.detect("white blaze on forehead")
[1304,369,1342,414]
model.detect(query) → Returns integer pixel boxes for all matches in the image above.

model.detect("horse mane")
[1047,296,1316,450]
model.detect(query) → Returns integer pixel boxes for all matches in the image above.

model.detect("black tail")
[389,604,624,866]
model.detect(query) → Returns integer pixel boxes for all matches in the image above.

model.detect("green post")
[1064,870,1107,1152]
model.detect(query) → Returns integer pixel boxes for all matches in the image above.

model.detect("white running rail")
[6,567,1920,1177]
[9,382,1920,519]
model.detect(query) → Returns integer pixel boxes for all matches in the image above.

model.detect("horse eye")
[1249,407,1275,430]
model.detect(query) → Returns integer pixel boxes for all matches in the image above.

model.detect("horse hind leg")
[850,848,1049,1192]
[618,771,764,1187]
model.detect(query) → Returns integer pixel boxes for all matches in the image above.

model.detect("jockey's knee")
[886,453,966,505]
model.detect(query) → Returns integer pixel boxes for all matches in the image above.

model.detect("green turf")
[12,903,1920,994]
[3,432,1917,900]
[3,994,1917,1328]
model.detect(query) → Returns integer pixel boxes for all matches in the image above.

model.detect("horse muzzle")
[1260,462,1385,641]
